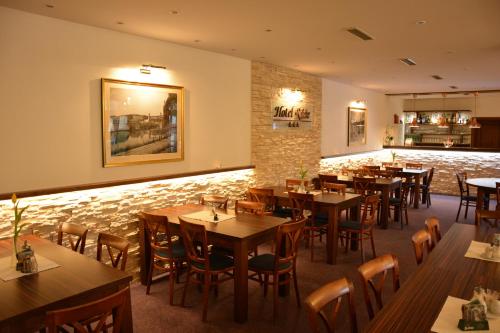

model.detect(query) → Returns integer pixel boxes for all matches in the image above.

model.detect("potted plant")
[298,162,308,192]
[10,194,29,267]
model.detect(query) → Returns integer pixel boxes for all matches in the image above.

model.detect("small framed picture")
[348,106,366,146]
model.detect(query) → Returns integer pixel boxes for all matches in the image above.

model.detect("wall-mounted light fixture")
[140,64,167,75]
[349,100,366,109]
[469,92,481,129]
[278,88,304,106]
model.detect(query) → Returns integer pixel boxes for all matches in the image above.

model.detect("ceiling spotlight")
[116,21,124,25]
[231,48,237,51]
[193,39,201,43]
[169,10,179,15]
[316,47,322,51]
[415,20,427,25]
[46,4,55,8]
[449,85,458,89]
[264,29,272,32]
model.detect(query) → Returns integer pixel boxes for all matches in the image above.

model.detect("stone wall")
[251,61,322,186]
[320,149,500,196]
[0,169,255,277]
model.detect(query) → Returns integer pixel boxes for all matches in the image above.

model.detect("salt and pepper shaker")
[16,240,38,274]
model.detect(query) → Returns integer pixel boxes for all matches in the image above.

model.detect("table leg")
[233,239,248,323]
[349,202,360,251]
[138,219,150,285]
[413,174,421,209]
[381,187,390,229]
[326,206,339,265]
[475,188,485,226]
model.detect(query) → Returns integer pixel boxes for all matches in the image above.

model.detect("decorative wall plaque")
[271,88,313,129]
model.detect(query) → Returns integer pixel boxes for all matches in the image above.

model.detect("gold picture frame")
[347,106,366,146]
[101,78,184,167]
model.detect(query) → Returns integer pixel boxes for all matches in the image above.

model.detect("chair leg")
[360,236,365,263]
[399,207,403,230]
[273,274,279,319]
[169,267,176,305]
[181,270,192,306]
[464,201,469,219]
[202,273,210,322]
[456,199,462,222]
[146,259,155,295]
[264,273,269,296]
[405,206,409,225]
[310,232,314,262]
[345,232,349,253]
[292,268,301,307]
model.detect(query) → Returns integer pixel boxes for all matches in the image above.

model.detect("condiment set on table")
[482,234,500,260]
[16,240,38,274]
[458,286,500,331]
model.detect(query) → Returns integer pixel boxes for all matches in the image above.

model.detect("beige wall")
[321,79,391,156]
[0,7,251,193]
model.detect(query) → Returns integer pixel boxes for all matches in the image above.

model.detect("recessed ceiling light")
[431,75,443,80]
[169,10,179,15]
[415,20,427,25]
[259,56,266,59]
[399,58,417,66]
[346,28,374,41]
[46,4,55,8]
[449,85,458,89]
[231,48,237,51]
[264,29,272,32]
[116,21,124,25]
[193,39,201,43]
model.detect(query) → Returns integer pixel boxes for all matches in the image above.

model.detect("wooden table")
[466,178,500,225]
[268,186,362,265]
[0,235,133,333]
[141,204,288,324]
[333,176,402,229]
[365,224,500,333]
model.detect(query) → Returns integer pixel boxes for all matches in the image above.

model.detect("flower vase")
[298,180,306,193]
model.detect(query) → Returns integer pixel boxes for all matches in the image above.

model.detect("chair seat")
[339,220,362,230]
[248,253,291,271]
[273,206,293,218]
[156,242,186,258]
[389,197,402,205]
[192,253,234,271]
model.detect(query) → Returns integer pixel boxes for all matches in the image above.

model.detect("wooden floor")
[129,194,494,333]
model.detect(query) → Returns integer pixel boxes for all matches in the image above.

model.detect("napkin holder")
[458,300,489,331]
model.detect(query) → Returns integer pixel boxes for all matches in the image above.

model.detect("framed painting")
[101,78,184,167]
[347,106,366,146]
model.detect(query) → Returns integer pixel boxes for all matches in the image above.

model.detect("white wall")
[321,79,390,156]
[0,7,251,193]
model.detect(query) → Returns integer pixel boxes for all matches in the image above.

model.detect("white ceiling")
[2,0,500,94]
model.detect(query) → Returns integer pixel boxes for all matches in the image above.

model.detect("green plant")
[391,151,397,162]
[11,194,29,253]
[298,162,308,180]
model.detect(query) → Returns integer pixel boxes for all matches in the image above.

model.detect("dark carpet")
[130,194,493,333]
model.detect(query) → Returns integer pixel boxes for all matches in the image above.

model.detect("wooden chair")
[248,218,306,319]
[235,200,265,216]
[247,187,276,214]
[388,184,410,229]
[339,194,379,263]
[385,166,403,174]
[353,177,376,199]
[139,212,186,305]
[57,222,88,254]
[288,191,328,261]
[305,277,358,333]
[421,167,434,208]
[372,170,393,179]
[199,195,229,210]
[496,182,499,210]
[475,209,500,228]
[424,217,442,249]
[318,174,338,189]
[411,229,432,265]
[286,178,310,191]
[358,254,400,320]
[455,172,477,221]
[381,162,394,168]
[45,287,129,333]
[405,162,423,169]
[362,165,380,171]
[96,233,129,271]
[179,218,234,322]
[321,182,346,195]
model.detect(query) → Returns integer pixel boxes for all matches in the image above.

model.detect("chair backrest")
[179,218,210,270]
[425,167,435,187]
[96,233,129,271]
[45,287,129,333]
[411,229,432,265]
[361,195,379,229]
[305,277,358,333]
[322,182,346,195]
[199,195,228,210]
[247,187,276,212]
[353,177,376,197]
[139,212,174,259]
[288,191,315,222]
[405,162,423,169]
[424,217,441,249]
[286,179,310,191]
[362,165,380,171]
[57,222,88,254]
[273,219,306,272]
[455,172,467,195]
[385,166,403,173]
[234,200,265,216]
[358,254,400,320]
[372,170,393,179]
[475,209,500,227]
[381,162,393,168]
[318,174,338,188]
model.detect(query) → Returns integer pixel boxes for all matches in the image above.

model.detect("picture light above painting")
[101,78,184,167]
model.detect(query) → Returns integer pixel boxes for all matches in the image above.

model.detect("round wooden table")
[465,177,500,224]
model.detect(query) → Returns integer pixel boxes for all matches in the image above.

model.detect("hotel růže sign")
[272,88,313,129]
